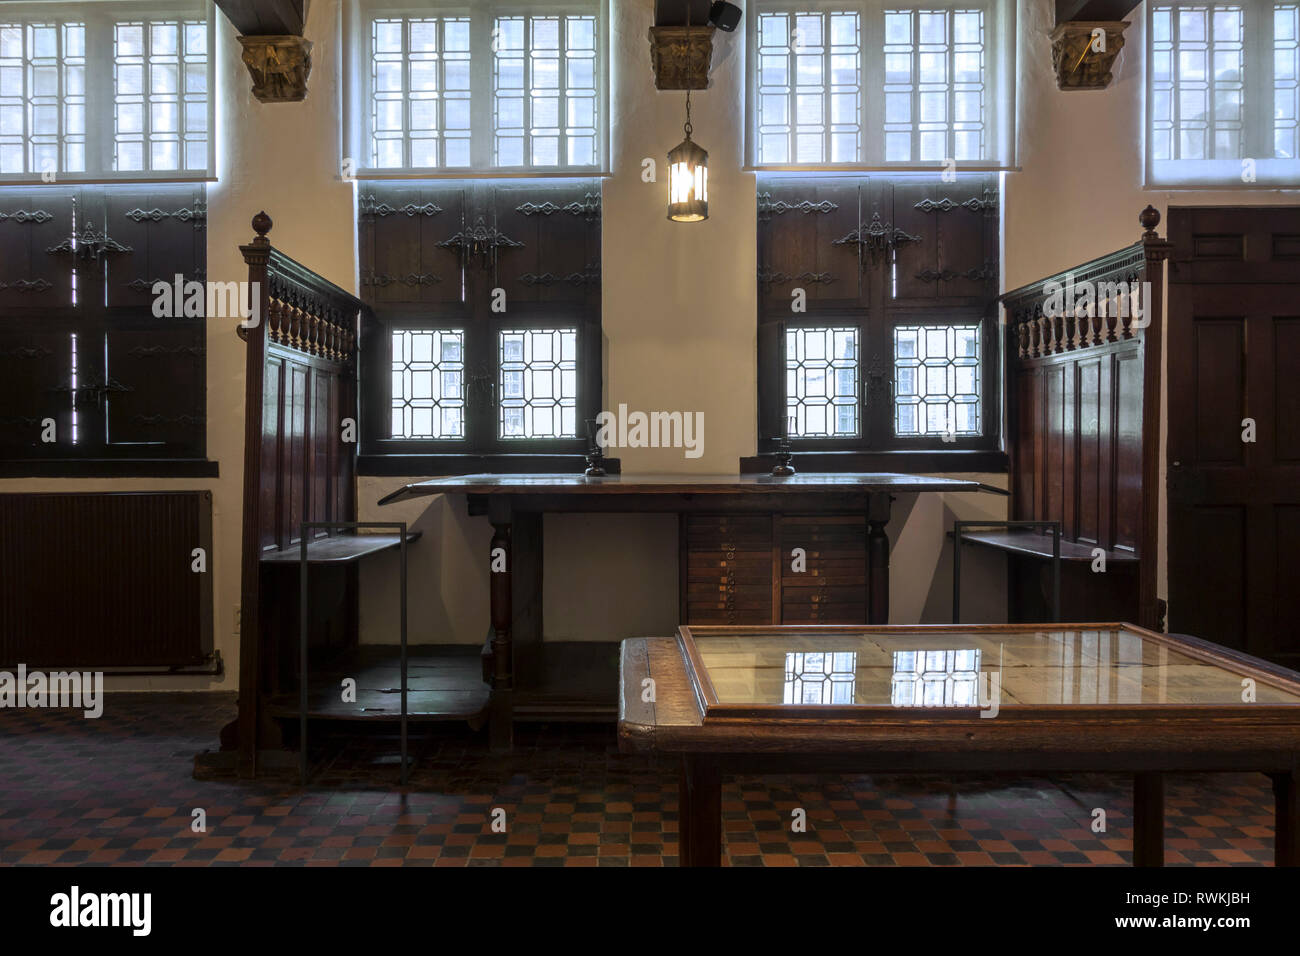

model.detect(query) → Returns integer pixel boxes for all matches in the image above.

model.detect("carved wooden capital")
[648,25,715,90]
[237,35,313,103]
[1049,20,1129,90]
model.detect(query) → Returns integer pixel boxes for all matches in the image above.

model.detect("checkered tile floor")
[0,694,1280,866]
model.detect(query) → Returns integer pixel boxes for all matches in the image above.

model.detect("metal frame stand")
[298,521,409,786]
[953,520,1061,624]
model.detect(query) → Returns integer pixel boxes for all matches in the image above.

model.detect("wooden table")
[618,623,1300,867]
[379,473,1001,748]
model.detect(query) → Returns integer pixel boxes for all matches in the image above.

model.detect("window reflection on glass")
[783,651,858,704]
[891,648,981,706]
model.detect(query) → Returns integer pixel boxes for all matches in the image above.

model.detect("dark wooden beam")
[1056,0,1142,24]
[214,0,307,37]
[655,0,714,27]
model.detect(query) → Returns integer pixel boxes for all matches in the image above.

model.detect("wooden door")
[1166,206,1300,665]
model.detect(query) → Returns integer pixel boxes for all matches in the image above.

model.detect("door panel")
[1167,205,1300,664]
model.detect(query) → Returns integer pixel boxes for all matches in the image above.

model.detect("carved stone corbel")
[1049,21,1129,90]
[648,25,716,90]
[237,35,314,103]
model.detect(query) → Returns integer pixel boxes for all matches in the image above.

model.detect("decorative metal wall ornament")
[437,217,524,270]
[757,193,839,220]
[124,199,207,226]
[133,414,206,426]
[1049,21,1130,90]
[0,209,54,225]
[237,34,314,103]
[0,278,53,293]
[833,211,921,265]
[515,193,601,220]
[50,375,133,409]
[46,220,133,263]
[864,353,890,393]
[360,195,443,219]
[668,89,709,222]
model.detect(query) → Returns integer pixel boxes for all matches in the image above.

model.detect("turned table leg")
[1271,770,1298,867]
[867,494,892,625]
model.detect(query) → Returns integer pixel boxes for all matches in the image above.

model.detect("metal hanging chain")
[684,89,693,139]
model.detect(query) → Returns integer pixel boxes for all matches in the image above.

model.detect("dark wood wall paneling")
[1001,219,1171,628]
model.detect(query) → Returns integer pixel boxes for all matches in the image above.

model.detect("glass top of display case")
[674,624,1300,717]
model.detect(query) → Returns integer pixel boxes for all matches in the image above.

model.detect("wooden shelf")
[954,529,1138,564]
[260,531,421,565]
[265,644,488,721]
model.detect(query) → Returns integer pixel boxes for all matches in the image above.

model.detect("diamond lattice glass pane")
[893,324,981,437]
[391,329,466,439]
[786,326,859,438]
[497,328,578,439]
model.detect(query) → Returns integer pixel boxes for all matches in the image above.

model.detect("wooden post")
[1137,206,1173,632]
[1272,770,1299,867]
[1132,771,1165,867]
[488,496,514,751]
[235,212,274,778]
[867,493,892,625]
[678,755,722,867]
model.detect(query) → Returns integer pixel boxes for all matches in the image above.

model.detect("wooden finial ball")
[1139,204,1160,234]
[252,211,273,237]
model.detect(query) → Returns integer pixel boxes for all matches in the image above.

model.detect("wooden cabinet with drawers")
[680,514,870,626]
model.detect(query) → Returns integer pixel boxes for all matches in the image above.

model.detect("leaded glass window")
[1147,1,1300,185]
[348,1,607,176]
[893,324,981,437]
[747,1,1015,169]
[786,326,860,437]
[498,328,578,440]
[0,2,213,183]
[391,329,465,439]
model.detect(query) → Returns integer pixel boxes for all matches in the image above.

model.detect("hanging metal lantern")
[668,91,708,222]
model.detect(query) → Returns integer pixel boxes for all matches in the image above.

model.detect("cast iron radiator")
[0,492,214,668]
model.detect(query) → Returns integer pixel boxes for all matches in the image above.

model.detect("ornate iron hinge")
[915,263,997,283]
[0,208,54,224]
[359,195,443,220]
[515,192,601,221]
[0,278,53,294]
[364,271,442,289]
[124,198,206,227]
[757,192,840,221]
[757,267,835,288]
[518,262,601,287]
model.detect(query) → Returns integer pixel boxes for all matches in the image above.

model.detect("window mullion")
[472,7,493,169]
[86,12,114,178]
[862,4,882,165]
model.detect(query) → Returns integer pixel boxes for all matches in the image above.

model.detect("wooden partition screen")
[998,207,1172,630]
[231,212,365,776]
